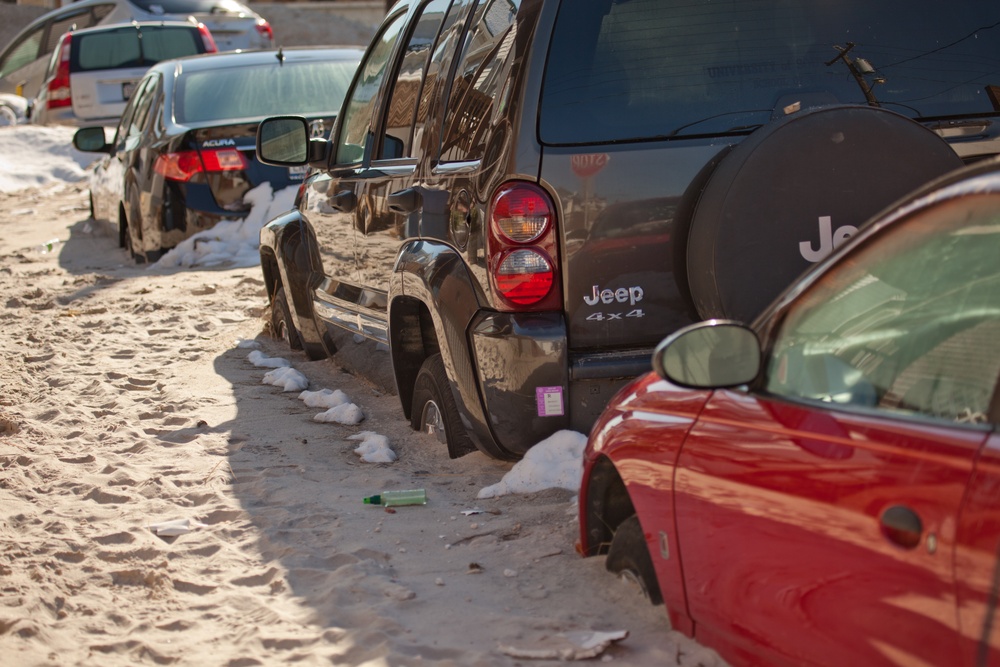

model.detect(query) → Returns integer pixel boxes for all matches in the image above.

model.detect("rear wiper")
[665,110,769,138]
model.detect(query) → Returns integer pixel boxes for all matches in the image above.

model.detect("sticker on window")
[536,386,564,417]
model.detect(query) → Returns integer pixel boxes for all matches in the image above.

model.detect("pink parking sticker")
[536,386,564,417]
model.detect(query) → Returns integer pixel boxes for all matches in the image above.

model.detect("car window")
[409,0,476,154]
[131,0,243,12]
[540,0,1000,144]
[173,60,357,123]
[764,194,1000,426]
[73,26,204,71]
[0,25,45,78]
[124,73,160,150]
[439,0,517,162]
[45,10,91,53]
[335,12,408,165]
[376,0,451,161]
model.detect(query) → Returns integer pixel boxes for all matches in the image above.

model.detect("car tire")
[270,287,303,351]
[605,514,663,605]
[410,353,476,458]
[684,105,964,324]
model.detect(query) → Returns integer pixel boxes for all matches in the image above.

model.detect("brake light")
[488,182,561,310]
[154,148,247,182]
[196,23,218,53]
[46,36,73,110]
[255,19,274,42]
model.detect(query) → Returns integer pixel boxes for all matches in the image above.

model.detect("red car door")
[956,431,1000,665]
[674,391,983,666]
[670,189,1000,666]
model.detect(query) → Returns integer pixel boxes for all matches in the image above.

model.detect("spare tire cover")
[685,105,963,323]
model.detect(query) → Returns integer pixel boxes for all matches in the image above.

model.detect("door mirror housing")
[257,116,330,167]
[652,320,761,389]
[72,126,110,153]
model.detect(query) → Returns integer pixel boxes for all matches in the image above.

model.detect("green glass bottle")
[363,488,427,507]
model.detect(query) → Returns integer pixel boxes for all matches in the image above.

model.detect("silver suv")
[31,21,217,126]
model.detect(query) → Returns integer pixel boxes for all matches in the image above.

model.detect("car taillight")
[154,148,247,182]
[46,37,72,110]
[197,23,218,53]
[488,182,561,310]
[255,19,274,42]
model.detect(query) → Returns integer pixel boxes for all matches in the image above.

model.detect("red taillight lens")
[495,249,555,305]
[255,19,274,42]
[47,37,72,110]
[154,151,205,181]
[488,182,560,309]
[197,23,218,53]
[154,148,247,182]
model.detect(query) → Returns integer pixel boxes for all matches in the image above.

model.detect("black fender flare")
[259,209,327,356]
[389,239,513,460]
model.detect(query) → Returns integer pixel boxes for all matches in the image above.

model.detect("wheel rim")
[274,318,290,343]
[419,400,447,444]
[616,570,651,599]
[0,106,16,127]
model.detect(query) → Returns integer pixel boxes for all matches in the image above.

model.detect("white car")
[0,0,273,103]
[30,21,218,126]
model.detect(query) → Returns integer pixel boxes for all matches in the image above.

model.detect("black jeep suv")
[257,0,1000,460]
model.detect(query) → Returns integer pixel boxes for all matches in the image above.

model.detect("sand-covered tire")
[605,514,663,605]
[410,354,476,458]
[270,287,303,351]
[685,105,963,324]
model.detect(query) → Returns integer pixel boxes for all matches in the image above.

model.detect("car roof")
[152,46,365,74]
[62,20,204,37]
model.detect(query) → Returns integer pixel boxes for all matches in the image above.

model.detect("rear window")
[131,0,245,14]
[73,26,206,71]
[174,59,359,123]
[540,0,1000,144]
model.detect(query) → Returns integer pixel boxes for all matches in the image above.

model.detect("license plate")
[122,81,135,100]
[288,165,309,180]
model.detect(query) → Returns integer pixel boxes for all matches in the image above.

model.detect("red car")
[578,157,1000,667]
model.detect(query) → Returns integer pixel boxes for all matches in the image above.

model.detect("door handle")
[329,189,356,213]
[880,505,923,550]
[388,187,421,214]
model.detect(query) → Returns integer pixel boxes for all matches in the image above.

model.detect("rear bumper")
[469,310,652,455]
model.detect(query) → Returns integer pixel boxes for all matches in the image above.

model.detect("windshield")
[541,0,1000,144]
[173,59,359,124]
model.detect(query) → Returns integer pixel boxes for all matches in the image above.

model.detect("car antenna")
[276,47,285,66]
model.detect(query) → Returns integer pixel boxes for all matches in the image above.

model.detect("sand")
[0,180,726,666]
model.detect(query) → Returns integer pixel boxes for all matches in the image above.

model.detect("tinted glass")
[74,27,204,71]
[46,11,90,52]
[131,0,245,13]
[174,59,359,124]
[765,192,1000,425]
[335,12,407,164]
[379,0,451,160]
[541,0,1000,144]
[439,0,518,162]
[0,26,44,77]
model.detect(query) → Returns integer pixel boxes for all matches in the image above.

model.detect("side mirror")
[73,127,110,153]
[257,116,310,165]
[652,320,761,389]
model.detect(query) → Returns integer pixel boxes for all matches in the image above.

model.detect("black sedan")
[73,47,362,263]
